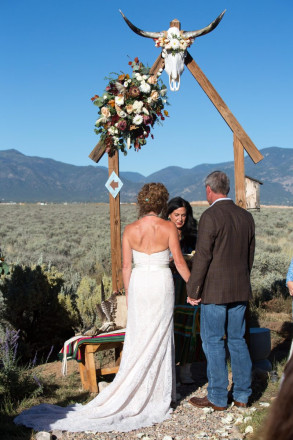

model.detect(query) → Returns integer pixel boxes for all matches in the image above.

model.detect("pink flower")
[117,120,127,131]
[143,115,152,125]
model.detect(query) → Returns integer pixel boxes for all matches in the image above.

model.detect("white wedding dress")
[14,249,176,433]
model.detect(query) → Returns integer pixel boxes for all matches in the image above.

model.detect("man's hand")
[187,297,201,306]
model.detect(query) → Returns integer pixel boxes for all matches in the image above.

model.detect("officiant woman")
[166,197,199,384]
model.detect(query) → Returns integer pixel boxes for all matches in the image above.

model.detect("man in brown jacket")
[186,170,255,410]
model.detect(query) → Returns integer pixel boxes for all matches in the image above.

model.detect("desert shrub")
[59,273,113,333]
[251,250,290,306]
[0,328,43,410]
[264,244,282,253]
[252,251,289,276]
[0,264,74,362]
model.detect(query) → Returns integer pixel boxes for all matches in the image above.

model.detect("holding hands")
[187,296,201,306]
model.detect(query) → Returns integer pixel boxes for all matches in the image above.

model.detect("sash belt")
[133,264,170,271]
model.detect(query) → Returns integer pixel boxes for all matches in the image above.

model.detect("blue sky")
[1,0,292,176]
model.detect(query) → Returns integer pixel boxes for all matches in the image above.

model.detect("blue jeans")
[200,302,252,407]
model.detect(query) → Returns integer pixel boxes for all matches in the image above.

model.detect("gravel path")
[40,363,263,440]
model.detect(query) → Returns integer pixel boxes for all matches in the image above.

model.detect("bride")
[14,182,191,433]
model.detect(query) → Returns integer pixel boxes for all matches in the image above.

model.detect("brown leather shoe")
[189,396,227,411]
[233,400,247,408]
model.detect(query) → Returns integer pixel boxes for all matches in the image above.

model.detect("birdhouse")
[245,175,263,210]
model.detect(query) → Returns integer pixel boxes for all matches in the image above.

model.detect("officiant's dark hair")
[166,197,197,251]
[137,183,169,218]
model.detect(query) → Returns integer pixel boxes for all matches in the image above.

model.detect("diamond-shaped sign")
[105,171,123,198]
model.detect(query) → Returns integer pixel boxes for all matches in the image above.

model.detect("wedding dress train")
[14,249,176,433]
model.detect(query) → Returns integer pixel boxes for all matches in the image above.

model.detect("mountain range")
[0,147,293,205]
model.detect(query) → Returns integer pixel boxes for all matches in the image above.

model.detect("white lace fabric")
[14,249,176,433]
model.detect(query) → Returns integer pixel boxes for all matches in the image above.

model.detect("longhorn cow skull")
[120,10,226,91]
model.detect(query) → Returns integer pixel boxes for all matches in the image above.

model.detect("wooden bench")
[78,340,124,393]
[60,330,126,393]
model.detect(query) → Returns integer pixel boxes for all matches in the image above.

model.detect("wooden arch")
[89,17,264,292]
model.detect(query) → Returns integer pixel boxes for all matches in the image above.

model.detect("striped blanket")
[59,329,126,375]
[174,304,202,363]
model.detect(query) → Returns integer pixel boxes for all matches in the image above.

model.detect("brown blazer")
[186,200,255,304]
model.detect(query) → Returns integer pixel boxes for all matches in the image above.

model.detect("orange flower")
[164,110,169,117]
[118,74,126,81]
[91,95,99,101]
[108,100,115,108]
[134,57,139,63]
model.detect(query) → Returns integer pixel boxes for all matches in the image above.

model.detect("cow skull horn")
[183,10,226,39]
[119,10,226,92]
[119,10,163,39]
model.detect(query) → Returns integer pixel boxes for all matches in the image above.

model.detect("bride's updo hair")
[137,183,169,218]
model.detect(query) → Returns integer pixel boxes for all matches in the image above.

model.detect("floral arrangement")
[91,58,169,156]
[154,28,194,55]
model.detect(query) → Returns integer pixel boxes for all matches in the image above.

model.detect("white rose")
[115,94,124,106]
[167,27,180,38]
[170,38,180,50]
[139,82,151,94]
[135,73,142,81]
[113,136,119,145]
[119,110,127,118]
[142,107,149,115]
[123,81,129,87]
[147,97,152,104]
[132,100,144,113]
[108,126,118,135]
[143,75,149,80]
[133,114,143,125]
[103,95,108,100]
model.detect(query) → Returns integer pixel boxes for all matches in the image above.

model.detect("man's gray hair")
[205,171,230,195]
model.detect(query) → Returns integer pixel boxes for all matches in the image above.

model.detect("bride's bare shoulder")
[124,219,140,233]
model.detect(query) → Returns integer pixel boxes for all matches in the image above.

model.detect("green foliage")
[58,272,113,332]
[0,264,74,361]
[251,250,290,306]
[0,328,43,412]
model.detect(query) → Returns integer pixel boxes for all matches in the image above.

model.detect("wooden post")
[185,52,263,165]
[108,151,123,291]
[233,134,246,209]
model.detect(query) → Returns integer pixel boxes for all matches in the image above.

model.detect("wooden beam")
[149,53,165,77]
[108,152,123,291]
[89,139,107,164]
[170,18,181,29]
[233,134,247,209]
[185,52,263,164]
